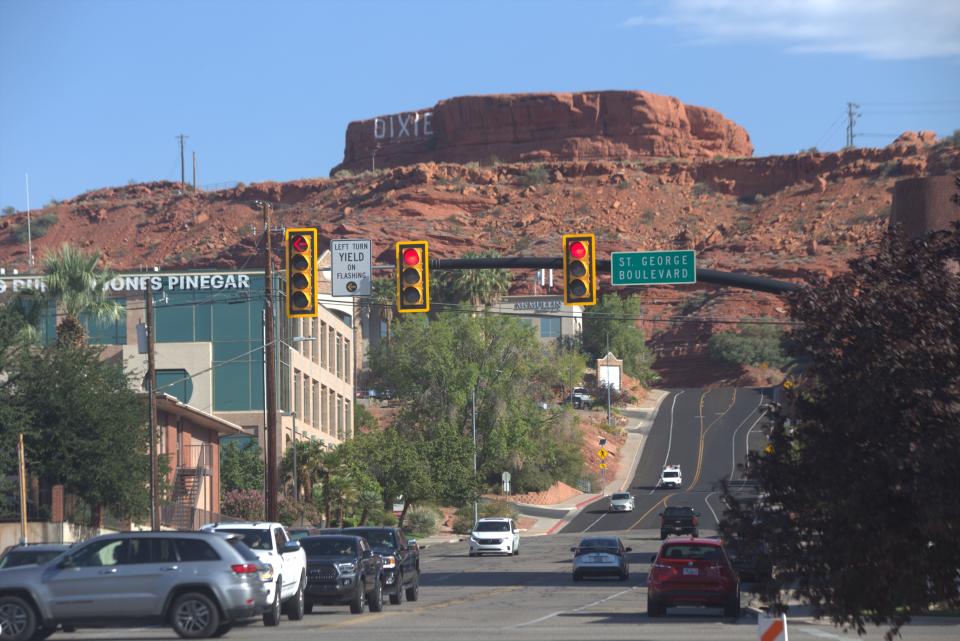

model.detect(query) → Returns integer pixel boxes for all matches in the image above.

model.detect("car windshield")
[301,538,356,557]
[664,507,694,516]
[663,471,679,478]
[661,544,723,561]
[0,549,65,569]
[287,530,314,541]
[611,493,631,500]
[215,529,272,550]
[475,522,510,532]
[346,529,396,549]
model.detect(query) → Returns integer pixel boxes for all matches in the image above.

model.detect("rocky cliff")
[332,91,754,174]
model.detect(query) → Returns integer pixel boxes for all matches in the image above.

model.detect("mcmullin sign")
[0,272,253,295]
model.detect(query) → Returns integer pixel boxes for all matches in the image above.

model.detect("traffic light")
[285,228,318,318]
[395,240,430,313]
[562,233,597,306]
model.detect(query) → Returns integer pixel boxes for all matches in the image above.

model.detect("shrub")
[278,496,322,526]
[709,322,789,369]
[452,510,474,534]
[221,489,264,521]
[2,206,16,216]
[14,212,58,243]
[519,166,549,187]
[405,505,440,537]
[692,182,713,197]
[480,500,519,520]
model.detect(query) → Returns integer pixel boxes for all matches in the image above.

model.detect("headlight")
[382,555,397,569]
[260,567,274,581]
[336,562,357,574]
[470,535,478,542]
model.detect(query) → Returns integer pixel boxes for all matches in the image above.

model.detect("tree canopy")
[721,223,960,638]
[41,243,122,346]
[582,293,657,384]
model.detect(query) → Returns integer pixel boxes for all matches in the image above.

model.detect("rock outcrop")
[331,91,753,174]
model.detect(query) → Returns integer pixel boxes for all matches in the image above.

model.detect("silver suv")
[0,531,268,640]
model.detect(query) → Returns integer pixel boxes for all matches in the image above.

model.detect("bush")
[709,322,789,369]
[14,212,58,243]
[405,505,440,537]
[480,500,519,520]
[519,166,549,187]
[452,510,474,534]
[221,489,264,521]
[277,496,322,527]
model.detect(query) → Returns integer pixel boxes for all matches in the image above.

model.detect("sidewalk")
[415,389,670,547]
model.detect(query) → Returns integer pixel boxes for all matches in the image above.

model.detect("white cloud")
[625,0,960,60]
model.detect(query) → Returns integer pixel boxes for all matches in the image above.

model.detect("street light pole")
[472,385,478,527]
[291,411,298,500]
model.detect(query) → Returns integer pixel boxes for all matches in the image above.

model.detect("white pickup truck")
[203,521,308,626]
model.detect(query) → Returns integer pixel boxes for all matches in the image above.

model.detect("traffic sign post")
[331,239,372,297]
[611,250,696,286]
[597,448,608,460]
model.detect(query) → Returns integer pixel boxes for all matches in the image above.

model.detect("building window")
[345,400,351,439]
[293,369,301,418]
[320,385,328,433]
[311,318,319,364]
[336,395,343,440]
[329,327,336,374]
[156,369,193,404]
[312,381,319,428]
[303,375,311,432]
[320,321,328,369]
[336,334,343,379]
[344,339,351,383]
[540,316,561,338]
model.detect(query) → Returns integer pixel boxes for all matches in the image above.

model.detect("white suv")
[202,521,307,626]
[468,518,520,557]
[659,465,682,488]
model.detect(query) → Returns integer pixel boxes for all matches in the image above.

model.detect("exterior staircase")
[165,444,211,530]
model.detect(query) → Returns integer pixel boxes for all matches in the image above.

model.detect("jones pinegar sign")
[0,272,253,294]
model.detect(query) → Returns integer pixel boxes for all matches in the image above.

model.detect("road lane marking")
[729,396,767,481]
[509,588,634,628]
[649,391,685,495]
[704,490,720,523]
[629,495,669,530]
[690,389,738,490]
[798,626,848,639]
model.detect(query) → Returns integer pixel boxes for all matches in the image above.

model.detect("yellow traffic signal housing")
[562,233,597,306]
[285,228,318,318]
[395,241,430,313]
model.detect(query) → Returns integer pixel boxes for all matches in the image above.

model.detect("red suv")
[647,537,740,618]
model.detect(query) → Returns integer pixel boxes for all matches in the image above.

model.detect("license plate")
[591,555,604,562]
[683,567,699,576]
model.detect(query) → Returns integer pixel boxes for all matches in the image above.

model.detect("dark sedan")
[571,536,631,581]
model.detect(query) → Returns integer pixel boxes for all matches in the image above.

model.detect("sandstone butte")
[331,91,754,174]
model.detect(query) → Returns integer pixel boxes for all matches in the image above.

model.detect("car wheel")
[368,577,384,613]
[619,571,629,581]
[659,532,667,540]
[647,595,665,618]
[170,592,221,639]
[405,572,420,602]
[468,551,477,557]
[285,574,305,621]
[30,626,56,641]
[692,529,699,538]
[389,573,404,605]
[263,580,281,626]
[724,593,741,618]
[0,595,38,641]
[513,546,519,556]
[211,623,233,638]
[349,581,367,614]
[304,600,314,615]
[572,572,582,582]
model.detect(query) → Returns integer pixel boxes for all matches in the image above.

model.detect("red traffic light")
[569,241,586,259]
[403,248,421,266]
[291,235,309,253]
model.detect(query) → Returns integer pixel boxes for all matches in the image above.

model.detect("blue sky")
[1,0,958,210]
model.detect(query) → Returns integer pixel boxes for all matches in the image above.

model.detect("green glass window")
[156,369,193,404]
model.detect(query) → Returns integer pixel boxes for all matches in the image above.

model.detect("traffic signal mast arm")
[402,256,801,295]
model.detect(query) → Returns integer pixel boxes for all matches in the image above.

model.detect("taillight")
[692,516,699,526]
[231,563,259,575]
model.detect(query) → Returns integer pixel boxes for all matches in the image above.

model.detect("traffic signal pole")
[263,203,279,522]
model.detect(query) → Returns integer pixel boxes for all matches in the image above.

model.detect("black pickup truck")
[299,535,384,614]
[341,526,421,604]
[659,506,700,539]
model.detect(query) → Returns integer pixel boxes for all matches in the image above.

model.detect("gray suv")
[0,531,269,640]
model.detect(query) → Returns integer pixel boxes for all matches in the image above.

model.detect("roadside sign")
[599,437,607,446]
[331,239,372,297]
[611,250,696,286]
[599,463,607,470]
[597,449,608,460]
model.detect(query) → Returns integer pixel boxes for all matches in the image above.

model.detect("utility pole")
[606,333,612,427]
[177,134,189,189]
[472,385,478,527]
[263,203,279,522]
[192,151,197,191]
[145,287,159,531]
[845,102,860,149]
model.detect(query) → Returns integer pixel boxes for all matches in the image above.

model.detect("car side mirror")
[407,538,417,547]
[281,541,301,554]
[695,512,701,517]
[570,547,577,552]
[362,549,374,558]
[658,512,663,517]
[625,547,633,553]
[58,556,75,569]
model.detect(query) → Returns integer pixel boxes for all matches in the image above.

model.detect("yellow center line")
[629,495,670,530]
[690,389,737,489]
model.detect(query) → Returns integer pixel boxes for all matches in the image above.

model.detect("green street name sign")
[611,250,697,286]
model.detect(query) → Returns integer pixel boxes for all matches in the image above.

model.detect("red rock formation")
[332,91,753,174]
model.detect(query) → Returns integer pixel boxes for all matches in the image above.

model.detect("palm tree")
[281,440,328,501]
[433,250,511,308]
[41,244,122,346]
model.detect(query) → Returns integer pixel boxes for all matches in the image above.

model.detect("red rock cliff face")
[332,91,753,174]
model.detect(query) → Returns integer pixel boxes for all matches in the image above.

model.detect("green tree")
[220,440,265,497]
[9,344,149,520]
[280,439,327,502]
[432,251,512,307]
[708,322,789,368]
[721,223,960,639]
[41,244,122,346]
[582,294,657,385]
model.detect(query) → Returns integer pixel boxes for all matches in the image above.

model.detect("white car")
[468,518,520,556]
[659,464,682,488]
[608,492,635,512]
[202,521,307,626]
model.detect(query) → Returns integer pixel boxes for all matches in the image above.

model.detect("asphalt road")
[56,533,959,641]
[562,388,772,536]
